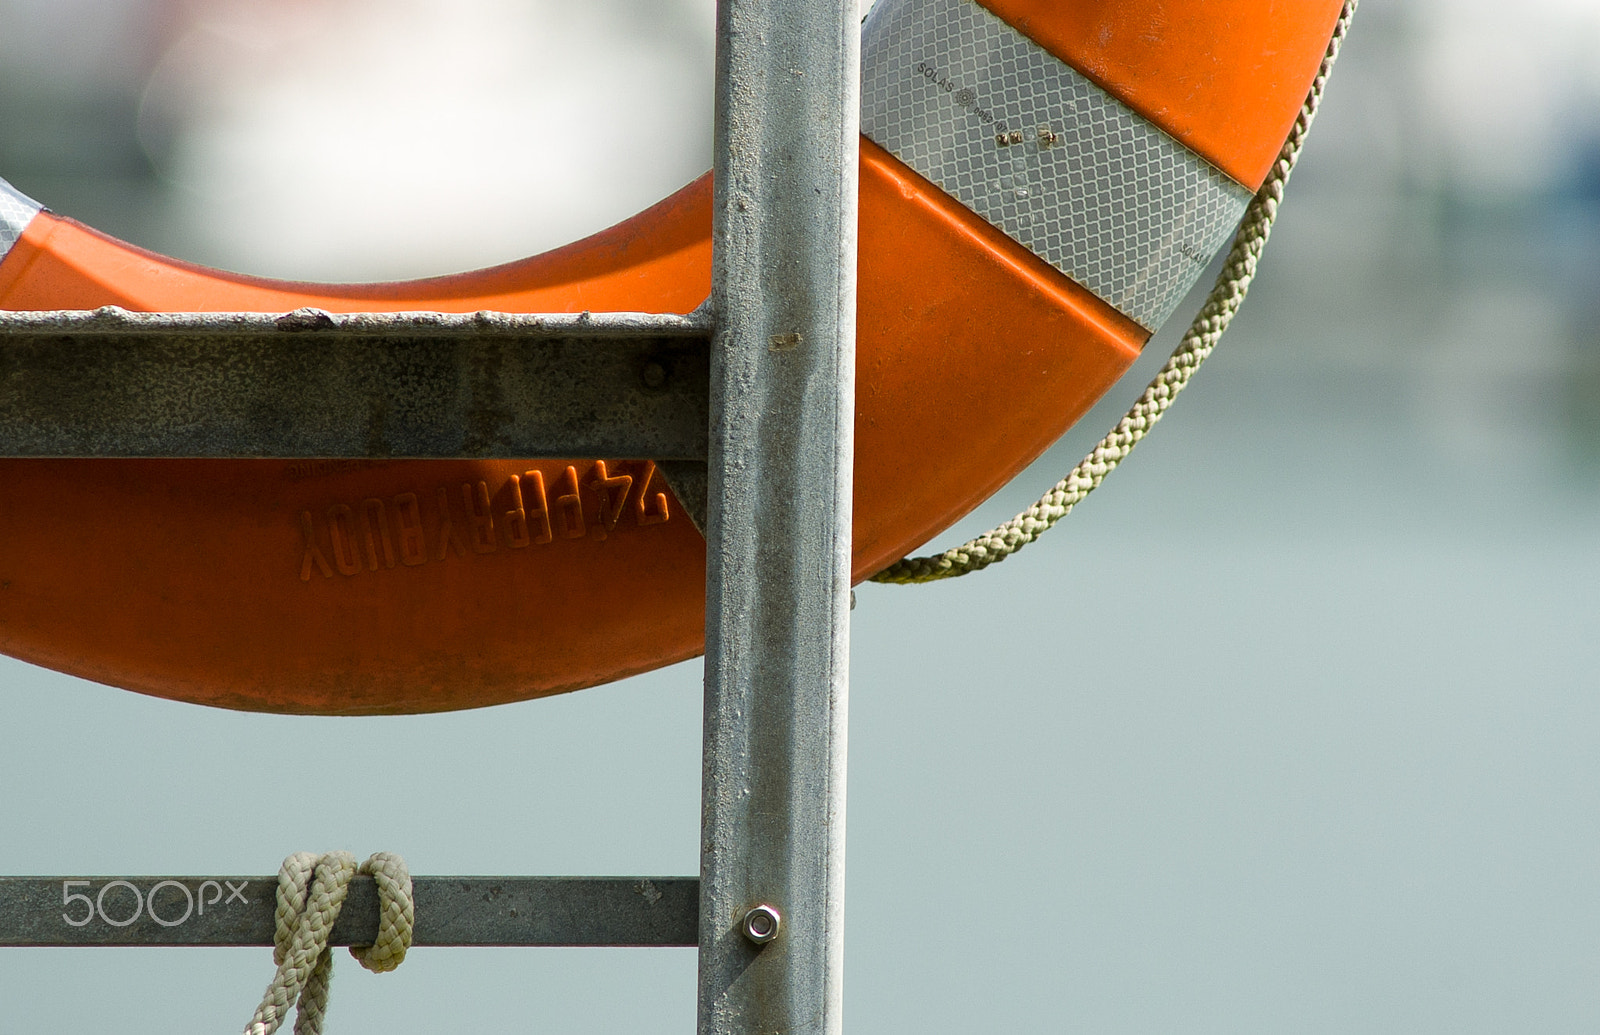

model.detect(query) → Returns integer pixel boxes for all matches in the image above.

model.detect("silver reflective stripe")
[0,177,43,266]
[861,0,1253,332]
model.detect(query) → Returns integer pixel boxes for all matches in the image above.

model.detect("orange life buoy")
[0,0,1345,714]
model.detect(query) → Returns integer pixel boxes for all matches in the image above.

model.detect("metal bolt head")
[741,904,781,945]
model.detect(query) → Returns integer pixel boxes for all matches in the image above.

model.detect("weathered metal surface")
[658,459,710,534]
[0,307,710,459]
[700,0,859,1031]
[0,876,698,947]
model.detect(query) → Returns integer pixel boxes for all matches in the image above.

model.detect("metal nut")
[741,904,781,945]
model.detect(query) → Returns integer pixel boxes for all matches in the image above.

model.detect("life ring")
[0,0,1345,714]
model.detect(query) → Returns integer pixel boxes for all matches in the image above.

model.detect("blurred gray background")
[3,0,1600,1031]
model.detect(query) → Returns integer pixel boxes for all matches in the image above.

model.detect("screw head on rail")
[741,904,781,945]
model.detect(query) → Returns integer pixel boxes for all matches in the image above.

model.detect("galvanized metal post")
[700,0,860,1031]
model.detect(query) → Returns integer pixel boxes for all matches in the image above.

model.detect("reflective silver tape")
[0,177,43,266]
[861,0,1252,332]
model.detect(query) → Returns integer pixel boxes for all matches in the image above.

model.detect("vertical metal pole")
[699,0,859,1030]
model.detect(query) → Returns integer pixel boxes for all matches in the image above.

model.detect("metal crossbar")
[0,0,858,1033]
[0,877,698,948]
[0,308,710,459]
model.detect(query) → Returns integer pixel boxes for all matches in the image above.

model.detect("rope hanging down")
[870,0,1358,585]
[243,851,415,1035]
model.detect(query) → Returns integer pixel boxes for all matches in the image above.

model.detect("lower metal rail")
[0,876,697,948]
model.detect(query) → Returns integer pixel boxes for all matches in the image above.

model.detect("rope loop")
[869,0,1358,586]
[244,850,415,1035]
[350,852,415,974]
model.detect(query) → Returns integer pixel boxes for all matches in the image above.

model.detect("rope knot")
[245,851,415,1035]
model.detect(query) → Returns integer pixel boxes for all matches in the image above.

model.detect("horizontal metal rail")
[0,307,710,460]
[0,876,698,947]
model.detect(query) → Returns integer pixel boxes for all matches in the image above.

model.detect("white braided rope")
[871,0,1357,585]
[244,851,415,1035]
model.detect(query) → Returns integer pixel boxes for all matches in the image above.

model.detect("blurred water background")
[2,0,1600,1031]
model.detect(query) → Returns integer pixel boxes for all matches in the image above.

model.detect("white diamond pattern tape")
[861,0,1252,331]
[0,178,42,265]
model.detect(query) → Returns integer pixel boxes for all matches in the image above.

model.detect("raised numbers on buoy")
[294,460,674,583]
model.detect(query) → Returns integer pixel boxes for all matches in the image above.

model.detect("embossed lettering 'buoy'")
[0,0,1346,714]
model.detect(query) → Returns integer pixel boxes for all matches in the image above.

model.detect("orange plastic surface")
[976,0,1347,188]
[0,144,1145,713]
